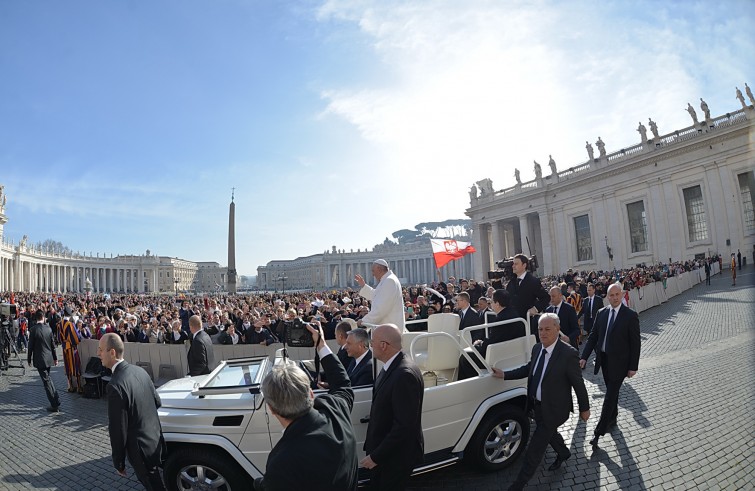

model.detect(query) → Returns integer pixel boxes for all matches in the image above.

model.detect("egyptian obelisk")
[227,189,237,294]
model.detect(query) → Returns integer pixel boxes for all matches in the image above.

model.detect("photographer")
[505,253,550,337]
[254,321,357,491]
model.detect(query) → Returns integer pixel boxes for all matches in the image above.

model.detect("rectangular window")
[627,201,648,253]
[683,185,708,242]
[574,214,593,261]
[738,172,755,232]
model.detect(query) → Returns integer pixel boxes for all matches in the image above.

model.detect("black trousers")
[511,402,568,488]
[37,368,60,409]
[369,457,414,491]
[595,353,625,436]
[127,447,166,491]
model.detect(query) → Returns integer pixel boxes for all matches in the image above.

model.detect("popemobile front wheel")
[465,406,530,472]
[163,446,251,491]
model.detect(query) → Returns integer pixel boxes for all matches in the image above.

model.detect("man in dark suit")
[98,333,166,490]
[458,289,523,380]
[579,283,604,334]
[344,328,374,386]
[546,286,580,349]
[187,315,214,376]
[505,254,550,337]
[254,322,357,491]
[334,319,355,369]
[362,324,424,490]
[476,296,492,323]
[580,283,641,446]
[456,292,483,342]
[493,313,590,491]
[26,309,61,412]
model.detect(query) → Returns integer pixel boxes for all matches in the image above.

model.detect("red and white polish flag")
[431,239,477,269]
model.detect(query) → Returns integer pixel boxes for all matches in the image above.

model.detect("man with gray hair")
[254,321,357,491]
[355,259,405,331]
[344,328,373,386]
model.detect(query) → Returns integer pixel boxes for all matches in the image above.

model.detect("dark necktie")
[529,348,547,400]
[346,359,356,375]
[602,309,616,352]
[518,278,523,288]
[374,367,386,391]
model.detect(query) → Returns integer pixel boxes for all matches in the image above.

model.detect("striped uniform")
[59,318,81,378]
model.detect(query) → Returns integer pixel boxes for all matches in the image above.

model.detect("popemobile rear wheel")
[465,406,530,471]
[163,446,251,491]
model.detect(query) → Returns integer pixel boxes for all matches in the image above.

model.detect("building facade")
[0,193,228,293]
[257,241,474,291]
[466,98,755,277]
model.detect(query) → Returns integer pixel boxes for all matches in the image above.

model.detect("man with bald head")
[187,314,214,376]
[98,333,166,490]
[361,324,423,490]
[355,259,405,331]
[580,283,641,446]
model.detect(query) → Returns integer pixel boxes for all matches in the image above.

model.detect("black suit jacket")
[504,341,589,428]
[546,302,580,340]
[256,352,357,491]
[581,304,641,381]
[365,352,424,469]
[347,351,374,387]
[27,322,57,370]
[336,346,352,370]
[506,272,549,332]
[187,330,214,376]
[107,361,166,472]
[458,307,482,330]
[478,308,525,357]
[579,295,604,332]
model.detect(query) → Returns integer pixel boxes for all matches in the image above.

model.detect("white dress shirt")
[535,338,558,401]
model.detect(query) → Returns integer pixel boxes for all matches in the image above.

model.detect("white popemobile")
[157,313,536,491]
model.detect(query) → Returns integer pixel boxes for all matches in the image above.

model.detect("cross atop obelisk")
[227,189,237,294]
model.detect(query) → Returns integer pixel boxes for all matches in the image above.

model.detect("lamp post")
[174,277,179,296]
[277,274,288,294]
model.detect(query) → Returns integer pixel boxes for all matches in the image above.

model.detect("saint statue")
[746,83,755,106]
[736,87,747,109]
[699,98,711,120]
[514,168,521,185]
[0,185,5,213]
[586,141,594,161]
[596,137,606,158]
[469,185,478,201]
[637,121,647,142]
[533,161,542,180]
[648,118,660,139]
[548,155,557,176]
[686,103,698,125]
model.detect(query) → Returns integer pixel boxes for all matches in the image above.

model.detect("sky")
[1,0,753,277]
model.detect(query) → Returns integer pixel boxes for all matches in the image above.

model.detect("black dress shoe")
[548,451,571,471]
[46,406,60,413]
[590,435,600,446]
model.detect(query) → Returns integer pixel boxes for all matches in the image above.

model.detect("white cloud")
[316,0,754,228]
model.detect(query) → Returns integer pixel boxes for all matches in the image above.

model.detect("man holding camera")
[505,254,550,337]
[254,321,357,491]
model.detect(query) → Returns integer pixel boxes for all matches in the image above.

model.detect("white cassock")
[359,270,406,332]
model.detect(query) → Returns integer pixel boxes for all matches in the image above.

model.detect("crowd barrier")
[78,338,341,386]
[77,263,719,386]
[626,263,718,314]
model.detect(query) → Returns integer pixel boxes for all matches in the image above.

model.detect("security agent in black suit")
[580,283,641,446]
[493,313,590,491]
[545,286,580,349]
[458,289,522,380]
[98,333,166,491]
[254,321,357,491]
[505,254,550,337]
[455,292,483,341]
[362,324,424,491]
[579,283,604,334]
[187,315,214,376]
[26,309,61,412]
[344,328,374,386]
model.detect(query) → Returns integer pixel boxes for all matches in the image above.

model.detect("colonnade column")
[538,211,553,276]
[519,215,530,255]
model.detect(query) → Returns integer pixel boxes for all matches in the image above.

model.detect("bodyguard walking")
[27,309,61,412]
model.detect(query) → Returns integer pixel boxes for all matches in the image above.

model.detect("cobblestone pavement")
[1,268,753,491]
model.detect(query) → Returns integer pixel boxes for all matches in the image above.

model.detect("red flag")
[431,239,476,269]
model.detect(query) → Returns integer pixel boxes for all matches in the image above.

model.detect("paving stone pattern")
[0,268,752,491]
